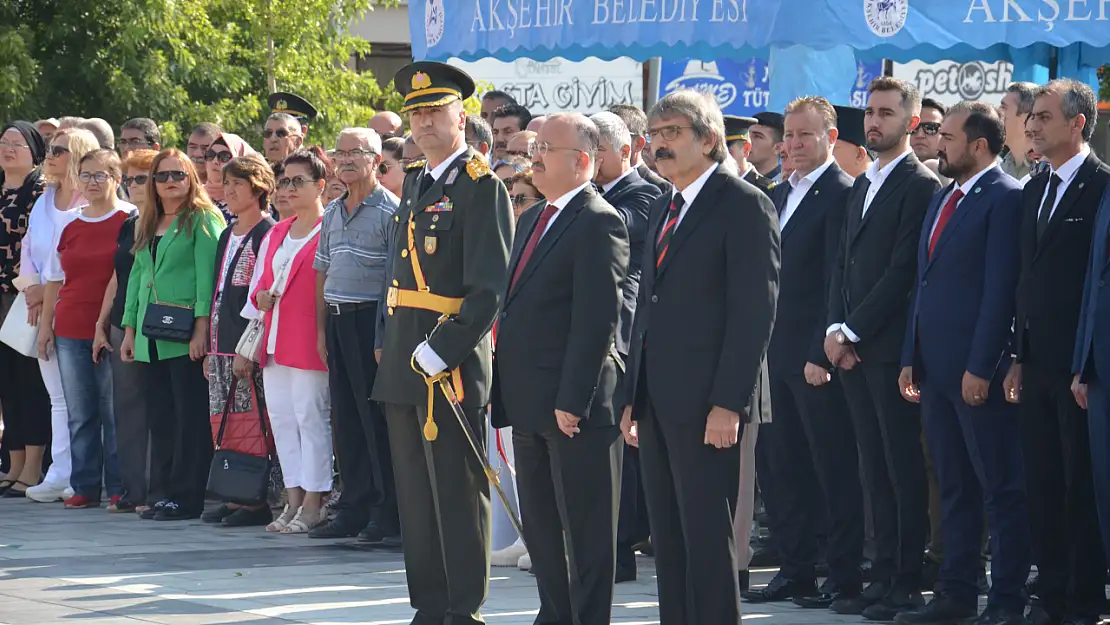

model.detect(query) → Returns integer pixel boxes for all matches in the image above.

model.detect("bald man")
[527,116,546,132]
[505,130,536,159]
[369,111,403,139]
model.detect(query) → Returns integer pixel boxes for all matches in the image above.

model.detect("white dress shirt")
[928,163,997,239]
[601,168,636,195]
[423,145,470,182]
[539,182,591,238]
[781,157,835,229]
[1038,145,1090,220]
[670,162,719,229]
[862,149,912,219]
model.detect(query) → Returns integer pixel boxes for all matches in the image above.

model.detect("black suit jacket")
[624,166,780,424]
[602,168,663,361]
[491,186,630,433]
[769,162,853,376]
[1014,151,1110,372]
[828,152,940,363]
[744,167,776,196]
[638,163,671,194]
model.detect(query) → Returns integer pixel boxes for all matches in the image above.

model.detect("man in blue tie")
[896,101,1029,625]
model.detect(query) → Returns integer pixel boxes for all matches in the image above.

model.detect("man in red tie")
[896,101,1029,625]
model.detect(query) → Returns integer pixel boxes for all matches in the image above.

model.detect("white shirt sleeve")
[414,340,448,375]
[825,322,860,343]
[42,229,65,283]
[240,232,271,321]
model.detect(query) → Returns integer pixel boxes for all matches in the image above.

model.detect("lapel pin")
[1080,182,1086,189]
[975,187,981,194]
[814,189,820,196]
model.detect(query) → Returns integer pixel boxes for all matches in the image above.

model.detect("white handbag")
[234,225,320,362]
[0,291,40,358]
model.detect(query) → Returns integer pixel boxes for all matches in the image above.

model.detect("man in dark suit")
[621,89,779,624]
[824,77,940,621]
[491,112,630,625]
[372,62,514,625]
[1005,79,1110,625]
[609,103,672,194]
[745,97,864,607]
[590,111,663,583]
[724,115,776,196]
[896,101,1029,625]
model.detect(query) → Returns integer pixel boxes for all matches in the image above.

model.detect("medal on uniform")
[425,235,438,254]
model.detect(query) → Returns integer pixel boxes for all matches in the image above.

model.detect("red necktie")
[509,203,559,292]
[928,189,964,258]
[656,195,685,268]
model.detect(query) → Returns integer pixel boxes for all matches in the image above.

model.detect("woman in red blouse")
[37,149,131,509]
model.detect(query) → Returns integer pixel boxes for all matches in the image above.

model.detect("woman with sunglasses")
[204,134,259,223]
[493,155,529,182]
[378,137,406,198]
[120,148,226,521]
[18,128,99,502]
[241,150,330,534]
[36,149,133,509]
[90,149,160,513]
[507,168,544,222]
[201,153,277,528]
[0,121,50,497]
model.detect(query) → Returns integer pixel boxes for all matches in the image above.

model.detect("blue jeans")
[56,337,122,499]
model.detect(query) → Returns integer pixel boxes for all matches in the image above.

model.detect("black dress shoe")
[970,605,1027,625]
[378,534,403,549]
[140,500,168,520]
[221,506,273,527]
[309,514,366,539]
[862,587,925,621]
[738,570,749,592]
[201,504,234,524]
[615,563,636,584]
[794,585,862,609]
[741,573,817,603]
[894,594,977,624]
[832,580,891,615]
[357,523,388,544]
[154,502,201,521]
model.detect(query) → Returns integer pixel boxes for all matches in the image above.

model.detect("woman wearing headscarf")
[0,121,51,496]
[204,134,257,223]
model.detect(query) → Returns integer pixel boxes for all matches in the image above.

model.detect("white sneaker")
[63,486,74,499]
[517,553,532,571]
[492,539,528,567]
[26,482,68,503]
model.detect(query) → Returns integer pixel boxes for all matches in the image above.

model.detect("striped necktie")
[655,194,685,269]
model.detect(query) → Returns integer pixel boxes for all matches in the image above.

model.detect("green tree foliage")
[0,0,402,148]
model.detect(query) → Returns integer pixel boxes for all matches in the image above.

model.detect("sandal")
[3,481,34,498]
[266,505,298,533]
[281,507,321,534]
[0,480,15,496]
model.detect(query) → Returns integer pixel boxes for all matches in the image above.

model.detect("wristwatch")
[835,330,849,345]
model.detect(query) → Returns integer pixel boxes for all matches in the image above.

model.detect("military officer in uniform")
[371,61,514,625]
[268,91,318,139]
[725,115,776,196]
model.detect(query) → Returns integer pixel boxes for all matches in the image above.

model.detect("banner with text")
[448,57,644,114]
[893,60,1014,107]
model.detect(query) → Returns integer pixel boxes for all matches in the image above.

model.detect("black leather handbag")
[141,239,194,342]
[206,377,273,506]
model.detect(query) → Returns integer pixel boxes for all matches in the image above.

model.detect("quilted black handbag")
[206,377,273,506]
[141,239,194,342]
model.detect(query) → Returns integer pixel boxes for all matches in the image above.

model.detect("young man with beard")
[824,77,940,621]
[896,101,1029,625]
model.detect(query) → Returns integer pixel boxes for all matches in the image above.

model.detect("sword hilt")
[410,352,449,441]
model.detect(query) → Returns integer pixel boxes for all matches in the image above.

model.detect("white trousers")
[488,422,522,551]
[262,363,332,493]
[733,422,760,570]
[39,356,70,487]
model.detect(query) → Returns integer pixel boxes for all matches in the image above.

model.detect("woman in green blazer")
[121,149,225,521]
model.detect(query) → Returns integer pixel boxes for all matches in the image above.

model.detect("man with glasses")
[609,104,670,193]
[505,130,536,159]
[118,118,161,162]
[187,123,221,183]
[262,113,304,167]
[588,110,661,584]
[911,99,945,163]
[268,91,318,139]
[310,128,400,547]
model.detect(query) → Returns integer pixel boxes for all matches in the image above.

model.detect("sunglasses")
[511,194,540,206]
[122,174,149,187]
[153,170,188,183]
[78,172,112,184]
[48,145,70,158]
[262,128,299,140]
[205,149,234,163]
[276,176,317,190]
[378,162,394,175]
[913,122,941,136]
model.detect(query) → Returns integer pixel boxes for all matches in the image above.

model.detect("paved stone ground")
[0,498,903,624]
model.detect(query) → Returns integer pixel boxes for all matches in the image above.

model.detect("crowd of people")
[1,58,1109,625]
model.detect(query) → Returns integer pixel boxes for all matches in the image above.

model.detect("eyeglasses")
[47,145,70,158]
[117,138,152,148]
[505,149,530,158]
[152,170,188,183]
[276,176,317,190]
[205,149,234,163]
[646,125,692,142]
[528,141,585,158]
[913,122,941,136]
[0,140,29,151]
[263,128,300,140]
[78,172,112,184]
[122,174,149,187]
[378,162,394,175]
[511,194,540,206]
[333,148,377,160]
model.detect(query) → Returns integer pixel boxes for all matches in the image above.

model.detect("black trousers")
[839,359,927,588]
[0,293,50,450]
[616,443,650,568]
[140,352,211,511]
[110,326,160,505]
[638,396,742,625]
[385,401,490,625]
[515,426,622,625]
[327,303,397,531]
[766,372,864,587]
[1019,362,1106,620]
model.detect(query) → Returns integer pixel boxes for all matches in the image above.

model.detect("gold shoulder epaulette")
[405,159,426,172]
[466,155,491,180]
[767,181,777,190]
